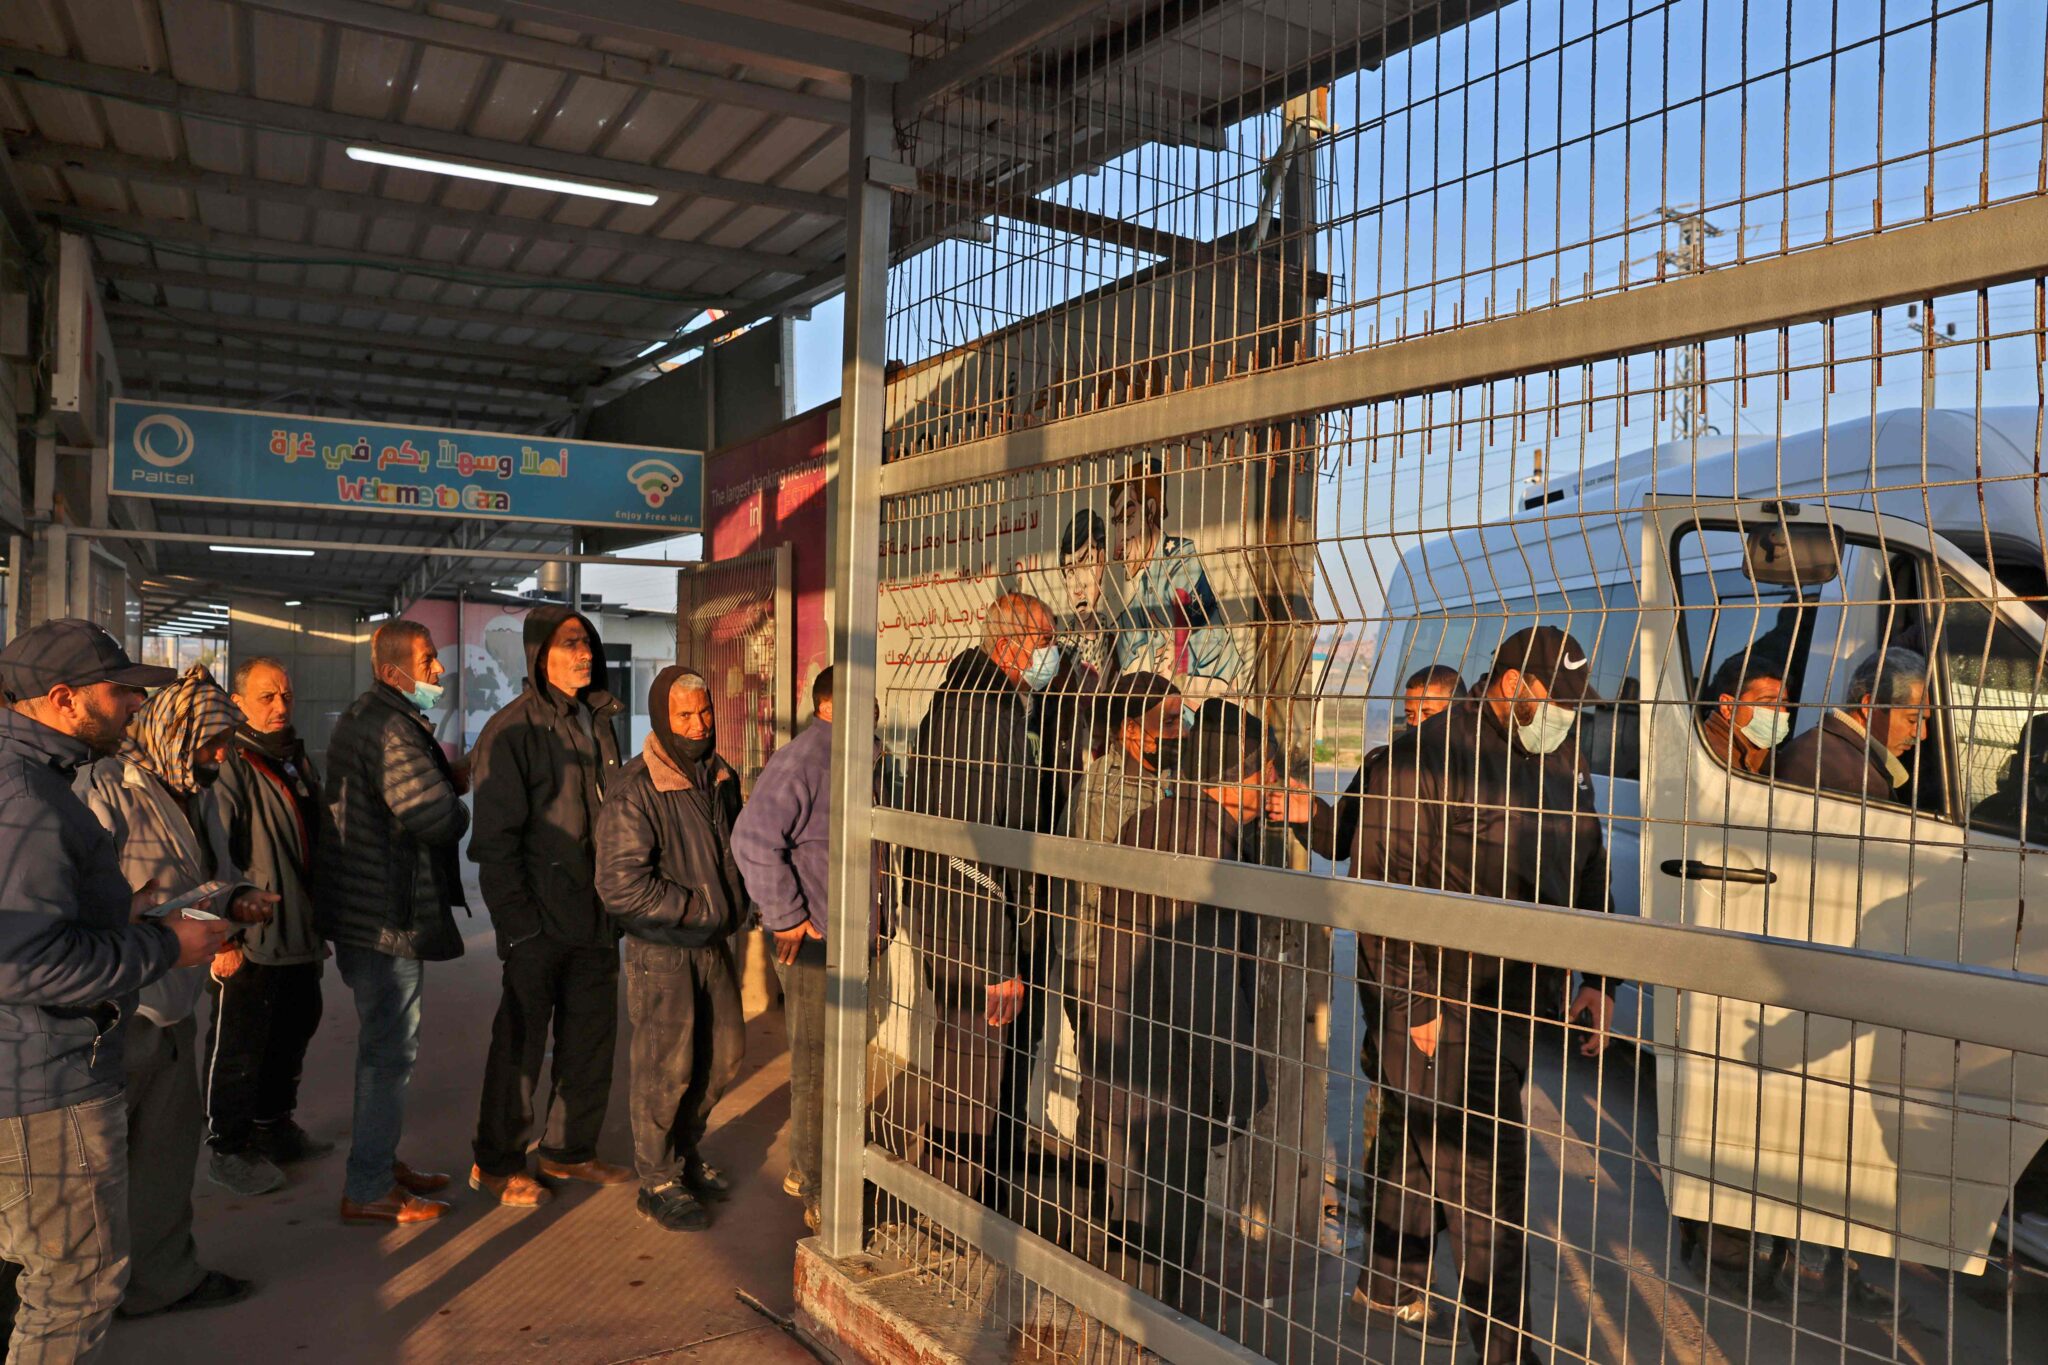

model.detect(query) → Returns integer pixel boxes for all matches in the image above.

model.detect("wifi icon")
[627,458,685,508]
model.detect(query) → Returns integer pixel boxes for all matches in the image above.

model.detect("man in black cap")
[1346,624,1615,1365]
[0,619,230,1361]
[466,605,632,1208]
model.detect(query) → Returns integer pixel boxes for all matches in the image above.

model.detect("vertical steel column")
[772,540,794,749]
[819,75,893,1260]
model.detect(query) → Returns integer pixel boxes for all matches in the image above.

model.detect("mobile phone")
[141,880,231,921]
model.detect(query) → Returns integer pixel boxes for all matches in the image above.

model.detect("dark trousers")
[774,938,827,1200]
[473,937,620,1177]
[1103,1103,1221,1318]
[205,960,323,1154]
[1361,1005,1530,1365]
[623,938,744,1190]
[122,1017,206,1316]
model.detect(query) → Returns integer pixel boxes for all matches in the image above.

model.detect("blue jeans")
[335,945,425,1204]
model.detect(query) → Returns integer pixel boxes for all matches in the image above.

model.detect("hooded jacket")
[594,671,747,948]
[315,682,468,961]
[79,666,253,1026]
[215,728,326,967]
[0,707,180,1118]
[898,647,1042,993]
[467,605,627,954]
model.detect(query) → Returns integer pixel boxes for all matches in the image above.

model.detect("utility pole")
[1657,207,1725,438]
[1904,301,1963,415]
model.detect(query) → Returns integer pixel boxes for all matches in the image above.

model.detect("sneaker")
[206,1150,286,1197]
[683,1157,733,1202]
[783,1168,811,1200]
[253,1119,336,1164]
[636,1180,711,1233]
[1347,1284,1437,1340]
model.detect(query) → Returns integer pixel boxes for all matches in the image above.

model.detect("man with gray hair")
[595,665,746,1233]
[900,591,1059,1206]
[1777,646,1932,800]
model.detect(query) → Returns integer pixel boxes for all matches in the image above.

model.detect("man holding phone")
[0,620,230,1361]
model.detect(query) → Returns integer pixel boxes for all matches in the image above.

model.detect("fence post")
[819,74,894,1261]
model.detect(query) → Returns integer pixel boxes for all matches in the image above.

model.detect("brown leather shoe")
[469,1165,553,1206]
[537,1157,634,1186]
[341,1186,450,1225]
[392,1161,451,1195]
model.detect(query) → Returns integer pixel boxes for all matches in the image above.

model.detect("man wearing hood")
[899,593,1057,1204]
[594,667,747,1233]
[206,658,334,1195]
[467,606,631,1207]
[80,664,278,1318]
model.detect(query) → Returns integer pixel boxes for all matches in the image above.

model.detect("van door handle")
[1659,859,1776,885]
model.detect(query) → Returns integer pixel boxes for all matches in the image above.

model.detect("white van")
[1357,408,2048,1272]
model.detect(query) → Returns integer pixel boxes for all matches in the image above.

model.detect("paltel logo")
[132,413,196,469]
[627,458,684,509]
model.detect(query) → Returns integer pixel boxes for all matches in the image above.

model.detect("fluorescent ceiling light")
[210,544,315,558]
[284,599,302,607]
[346,145,660,206]
[634,339,669,358]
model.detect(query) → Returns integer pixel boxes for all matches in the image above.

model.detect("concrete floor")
[108,898,817,1365]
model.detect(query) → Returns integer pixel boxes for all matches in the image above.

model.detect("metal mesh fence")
[826,3,2048,1362]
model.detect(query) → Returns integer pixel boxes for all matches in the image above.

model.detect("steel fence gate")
[819,4,2048,1363]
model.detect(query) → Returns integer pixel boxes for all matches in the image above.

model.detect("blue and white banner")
[109,399,702,533]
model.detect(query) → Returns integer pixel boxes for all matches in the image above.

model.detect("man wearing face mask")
[1347,625,1613,1365]
[80,665,277,1316]
[900,593,1056,1204]
[318,621,470,1226]
[466,607,631,1208]
[1698,654,1790,774]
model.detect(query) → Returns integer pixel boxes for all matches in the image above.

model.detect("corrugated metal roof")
[1,0,1464,612]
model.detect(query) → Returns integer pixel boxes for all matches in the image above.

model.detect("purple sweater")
[731,718,832,935]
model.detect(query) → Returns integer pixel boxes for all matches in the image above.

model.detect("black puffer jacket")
[898,647,1042,994]
[315,682,468,961]
[467,605,626,954]
[594,735,746,948]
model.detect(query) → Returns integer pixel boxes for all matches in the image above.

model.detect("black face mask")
[1147,736,1182,775]
[673,732,716,764]
[191,762,221,789]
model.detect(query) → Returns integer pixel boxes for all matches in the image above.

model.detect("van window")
[1941,574,2048,840]
[1675,524,1947,816]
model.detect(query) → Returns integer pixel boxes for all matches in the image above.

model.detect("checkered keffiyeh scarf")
[121,664,240,794]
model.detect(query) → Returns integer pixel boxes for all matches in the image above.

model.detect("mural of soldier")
[1108,458,1243,701]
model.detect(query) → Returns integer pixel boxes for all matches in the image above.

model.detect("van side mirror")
[1745,524,1840,587]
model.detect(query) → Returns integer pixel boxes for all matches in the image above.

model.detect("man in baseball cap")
[0,620,228,1357]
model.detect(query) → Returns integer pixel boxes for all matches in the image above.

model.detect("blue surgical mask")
[1515,701,1577,755]
[1181,704,1199,731]
[1740,707,1791,751]
[1020,643,1062,692]
[402,675,444,712]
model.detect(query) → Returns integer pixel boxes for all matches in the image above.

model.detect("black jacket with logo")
[467,605,627,954]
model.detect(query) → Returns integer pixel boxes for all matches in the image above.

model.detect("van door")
[1638,497,2048,1272]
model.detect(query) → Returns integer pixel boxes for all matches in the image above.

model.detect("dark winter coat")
[466,605,627,954]
[215,731,327,967]
[315,682,468,961]
[1351,700,1611,1027]
[1775,709,1903,801]
[0,708,180,1118]
[595,735,748,948]
[898,648,1042,994]
[1086,789,1267,1130]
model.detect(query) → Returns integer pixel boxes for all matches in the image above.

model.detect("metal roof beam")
[45,203,726,309]
[453,0,909,82]
[894,1,1101,120]
[14,139,827,279]
[0,45,843,220]
[230,0,851,127]
[102,299,582,371]
[97,264,696,344]
[112,335,578,400]
[127,376,548,428]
